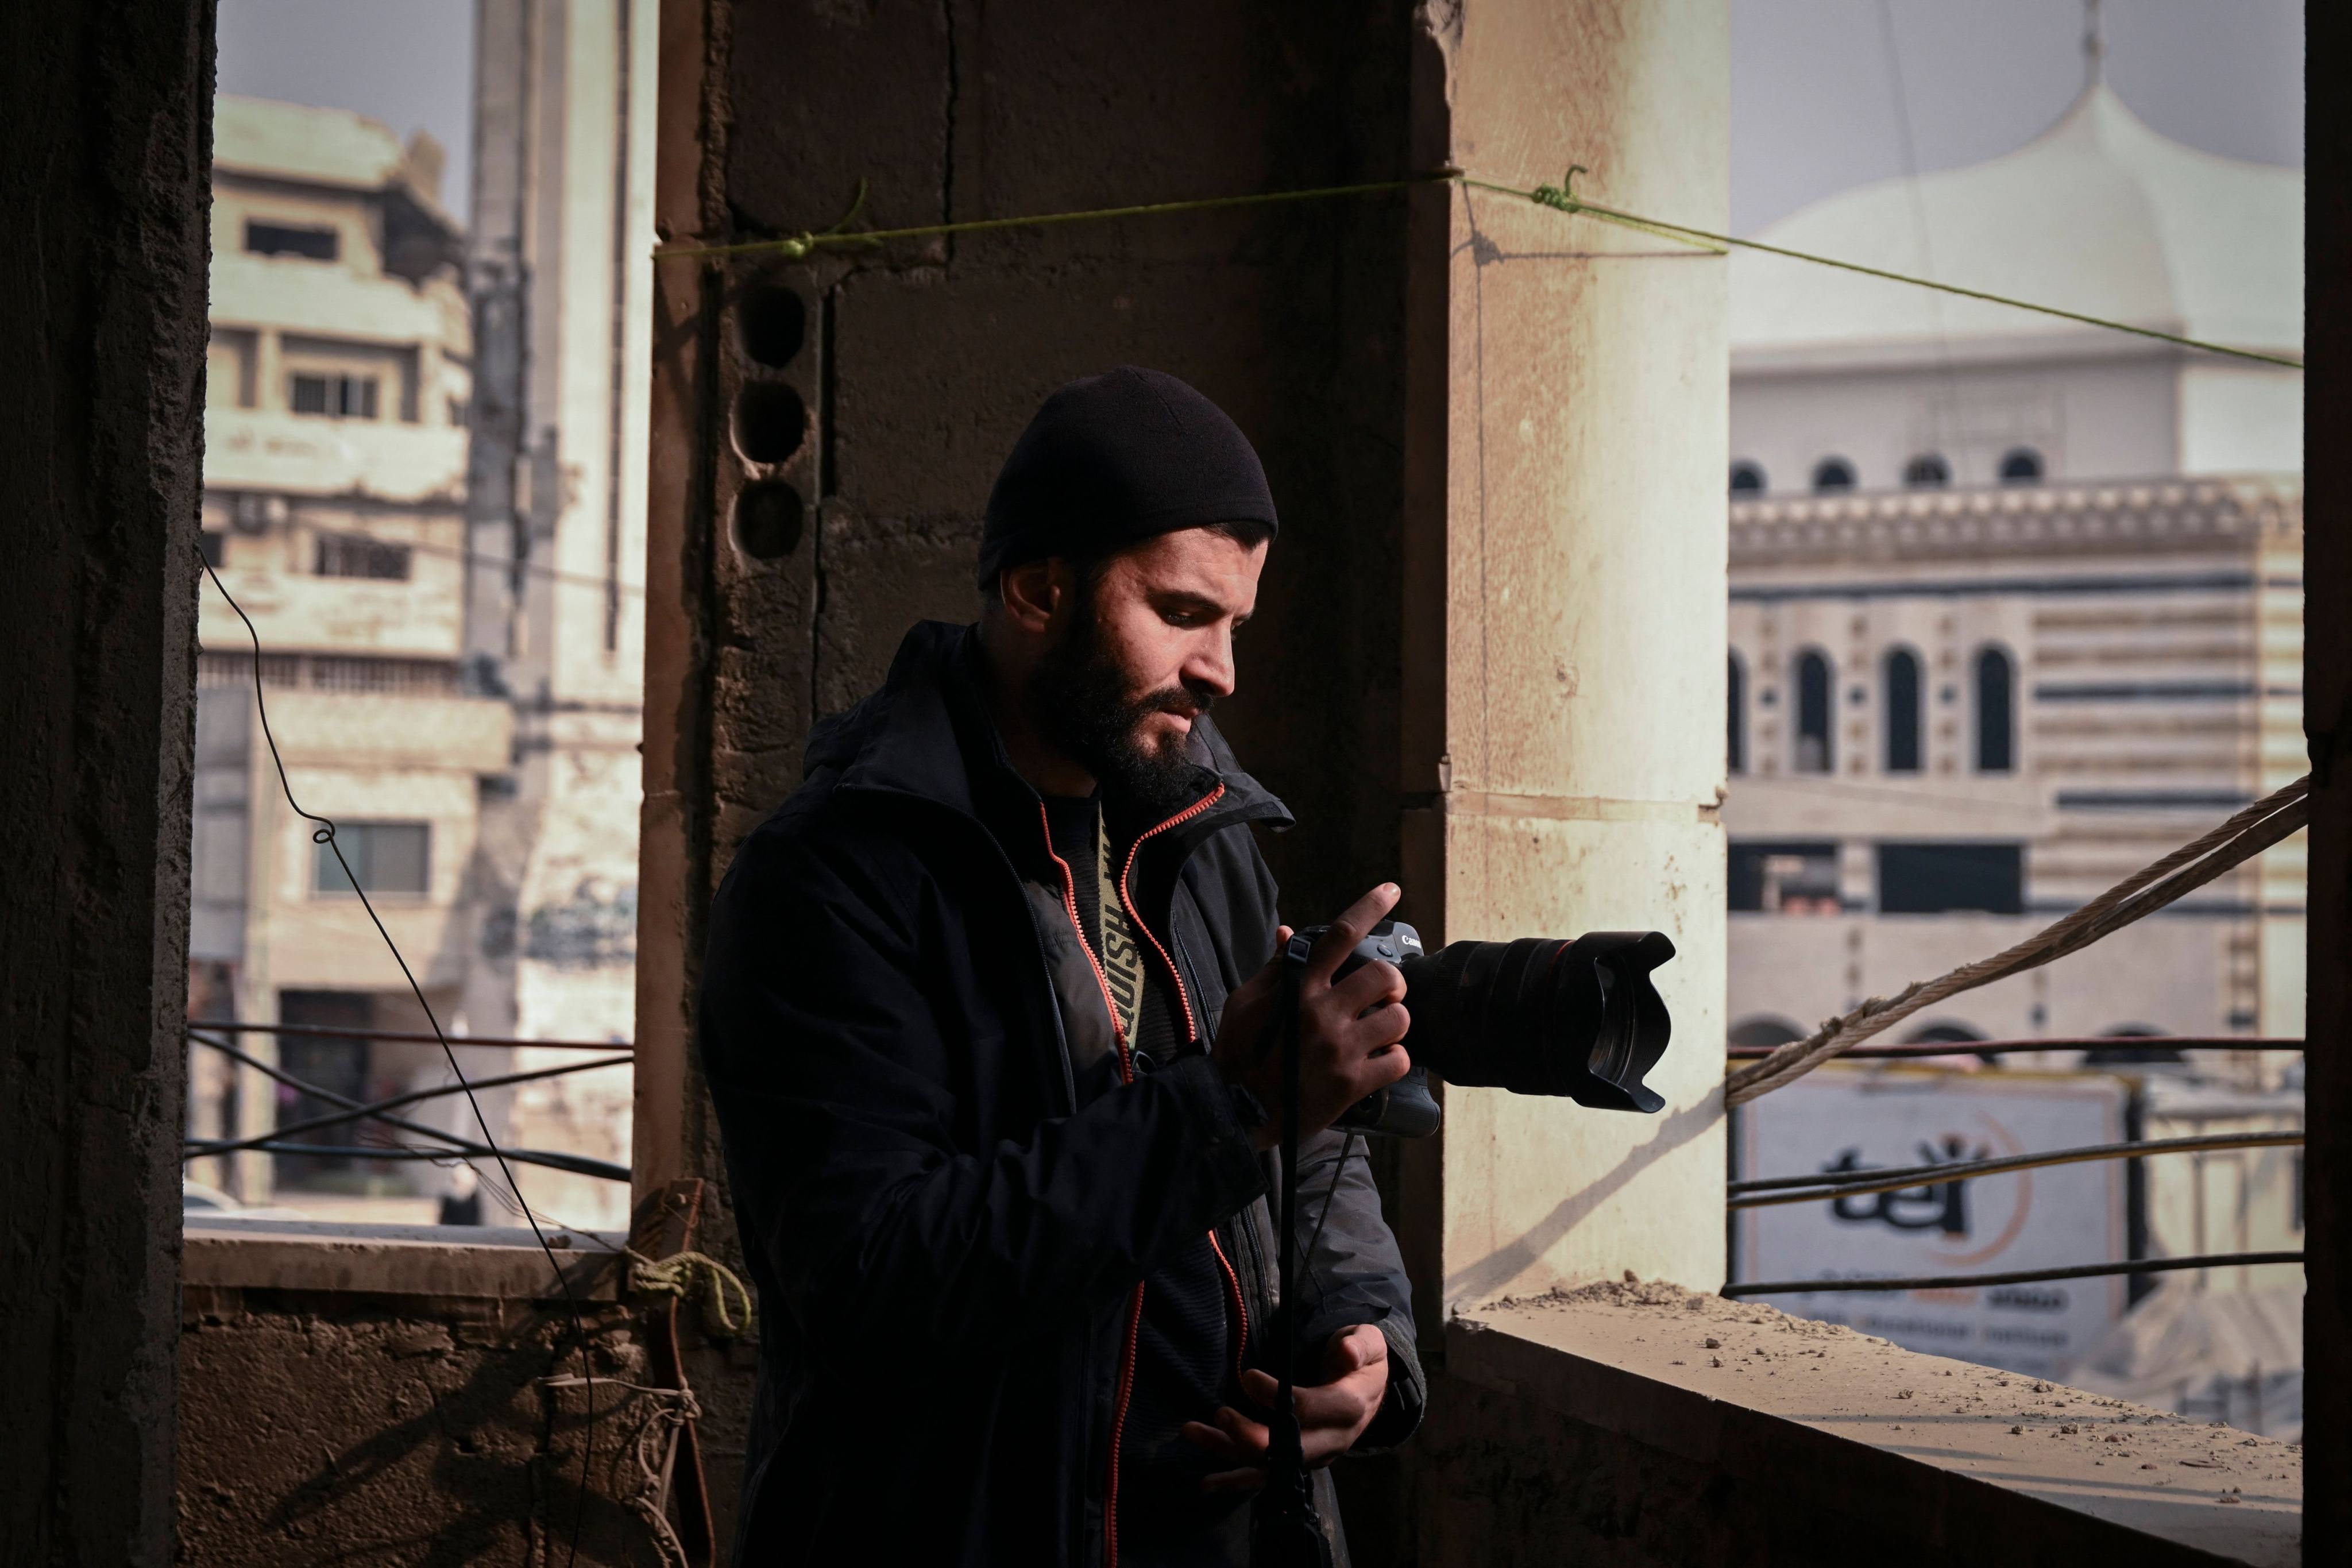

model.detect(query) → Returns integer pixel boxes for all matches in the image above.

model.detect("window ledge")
[1450,1280,2299,1567]
[184,1217,627,1300]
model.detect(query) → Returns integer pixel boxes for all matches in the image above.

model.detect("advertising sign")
[1733,1067,2129,1377]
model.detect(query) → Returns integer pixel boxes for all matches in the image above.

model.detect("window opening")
[1794,649,1833,772]
[1975,646,2015,773]
[314,533,413,581]
[272,990,375,1187]
[1730,461,1766,495]
[1883,647,1922,773]
[1998,446,2044,484]
[245,221,340,261]
[1728,652,1747,774]
[1811,457,1856,493]
[314,821,431,897]
[1902,453,1950,488]
[1876,843,2023,914]
[1729,842,1841,913]
[289,372,380,419]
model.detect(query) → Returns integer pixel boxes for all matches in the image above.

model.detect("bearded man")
[700,367,1423,1567]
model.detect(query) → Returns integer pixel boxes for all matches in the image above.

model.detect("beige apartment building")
[189,48,657,1234]
[188,95,512,1212]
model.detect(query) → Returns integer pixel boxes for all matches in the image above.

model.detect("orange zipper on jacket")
[1038,786,1235,1568]
[1115,784,1226,1045]
[1206,1230,1250,1386]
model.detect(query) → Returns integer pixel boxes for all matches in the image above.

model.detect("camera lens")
[1399,931,1673,1113]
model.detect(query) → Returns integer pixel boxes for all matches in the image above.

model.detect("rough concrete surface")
[1434,1278,2299,1567]
[178,1283,748,1568]
[0,1,216,1563]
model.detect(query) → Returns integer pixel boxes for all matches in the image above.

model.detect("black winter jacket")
[699,621,1424,1567]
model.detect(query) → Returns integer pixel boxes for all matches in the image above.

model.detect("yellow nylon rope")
[655,165,2301,370]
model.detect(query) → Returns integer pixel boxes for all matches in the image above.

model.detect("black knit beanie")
[977,366,1279,588]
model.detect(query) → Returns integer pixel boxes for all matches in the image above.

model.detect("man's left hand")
[1179,1323,1389,1493]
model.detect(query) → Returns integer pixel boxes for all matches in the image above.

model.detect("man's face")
[1026,527,1266,809]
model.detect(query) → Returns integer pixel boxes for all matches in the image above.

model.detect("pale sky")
[215,0,476,215]
[1731,0,2303,233]
[213,0,2303,237]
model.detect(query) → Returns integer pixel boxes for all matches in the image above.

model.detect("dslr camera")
[1283,921,1677,1137]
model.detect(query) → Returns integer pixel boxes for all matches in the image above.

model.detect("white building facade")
[1725,83,2305,1056]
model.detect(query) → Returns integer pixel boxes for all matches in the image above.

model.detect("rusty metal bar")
[184,1031,631,1180]
[182,1138,629,1181]
[1729,1130,2305,1208]
[186,1019,634,1052]
[1724,1251,2303,1297]
[1727,1036,2301,1060]
[186,1032,630,1151]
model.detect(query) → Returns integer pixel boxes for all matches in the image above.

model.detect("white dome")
[1730,86,2302,362]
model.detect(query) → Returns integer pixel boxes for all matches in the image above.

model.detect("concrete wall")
[638,5,1422,1536]
[181,1289,635,1566]
[1397,0,1729,1310]
[174,1233,719,1568]
[0,2,216,1561]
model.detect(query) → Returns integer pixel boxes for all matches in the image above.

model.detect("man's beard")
[1025,594,1212,817]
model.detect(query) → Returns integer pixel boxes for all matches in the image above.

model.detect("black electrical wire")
[192,1018,634,1051]
[1728,1129,2304,1209]
[198,551,601,1568]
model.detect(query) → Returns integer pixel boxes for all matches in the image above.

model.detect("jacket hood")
[808,620,1292,839]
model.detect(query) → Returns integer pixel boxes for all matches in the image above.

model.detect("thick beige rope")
[1725,774,2311,1106]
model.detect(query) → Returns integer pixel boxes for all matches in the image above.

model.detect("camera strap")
[1251,955,1334,1568]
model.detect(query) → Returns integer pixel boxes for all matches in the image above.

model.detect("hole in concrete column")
[732,481,804,561]
[739,285,808,367]
[733,381,809,466]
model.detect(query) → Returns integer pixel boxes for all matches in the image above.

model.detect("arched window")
[1974,646,2015,772]
[1902,453,1950,488]
[1728,652,1747,774]
[1998,446,2044,484]
[1729,1017,1805,1049]
[1794,649,1833,773]
[1811,457,1856,493]
[1883,647,1922,772]
[1729,461,1766,496]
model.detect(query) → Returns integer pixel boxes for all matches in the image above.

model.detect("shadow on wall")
[182,1299,658,1564]
[1442,1090,1724,1304]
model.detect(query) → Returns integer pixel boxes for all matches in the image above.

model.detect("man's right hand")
[1211,883,1413,1153]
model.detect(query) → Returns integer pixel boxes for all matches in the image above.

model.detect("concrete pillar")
[0,2,215,1562]
[2302,8,2349,1556]
[1399,0,1729,1311]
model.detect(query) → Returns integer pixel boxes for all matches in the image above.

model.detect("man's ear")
[997,557,1073,634]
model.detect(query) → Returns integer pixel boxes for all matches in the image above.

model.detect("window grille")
[314,533,412,581]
